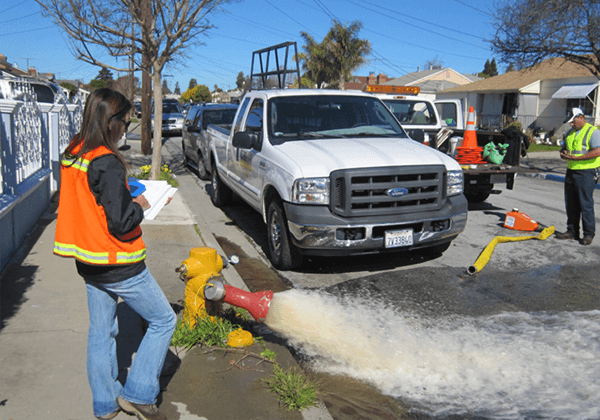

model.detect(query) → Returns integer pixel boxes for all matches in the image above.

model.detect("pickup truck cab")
[374,94,442,145]
[207,89,468,270]
[182,103,238,179]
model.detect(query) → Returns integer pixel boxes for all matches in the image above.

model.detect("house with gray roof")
[382,67,481,99]
[435,57,599,139]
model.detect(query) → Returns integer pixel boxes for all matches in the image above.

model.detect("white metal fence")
[0,79,83,271]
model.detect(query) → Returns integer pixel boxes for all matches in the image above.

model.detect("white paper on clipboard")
[136,180,177,220]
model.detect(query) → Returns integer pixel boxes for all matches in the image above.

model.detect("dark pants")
[564,168,597,238]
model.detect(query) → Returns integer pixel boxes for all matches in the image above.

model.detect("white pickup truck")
[207,89,468,270]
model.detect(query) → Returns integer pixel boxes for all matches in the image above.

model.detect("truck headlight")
[447,170,463,196]
[292,178,330,205]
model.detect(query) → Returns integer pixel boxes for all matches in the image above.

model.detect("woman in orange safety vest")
[54,88,176,420]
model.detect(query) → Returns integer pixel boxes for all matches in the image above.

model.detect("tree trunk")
[151,69,163,180]
[140,0,152,156]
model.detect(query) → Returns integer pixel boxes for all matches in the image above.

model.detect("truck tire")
[197,150,210,180]
[464,191,491,203]
[267,200,303,270]
[210,165,232,207]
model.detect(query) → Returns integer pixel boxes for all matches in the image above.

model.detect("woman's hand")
[133,194,151,210]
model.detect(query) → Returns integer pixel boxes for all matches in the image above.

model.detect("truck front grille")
[330,166,446,217]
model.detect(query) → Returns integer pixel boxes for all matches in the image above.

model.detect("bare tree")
[37,0,232,179]
[424,56,444,70]
[491,0,600,77]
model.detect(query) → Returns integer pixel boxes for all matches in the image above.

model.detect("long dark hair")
[65,88,131,168]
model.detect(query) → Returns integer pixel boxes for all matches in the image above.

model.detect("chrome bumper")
[284,195,468,255]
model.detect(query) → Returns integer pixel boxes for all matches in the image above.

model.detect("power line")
[0,0,28,14]
[313,0,336,21]
[344,0,487,49]
[449,0,494,18]
[363,27,484,61]
[0,25,55,37]
[1,11,39,23]
[263,0,313,32]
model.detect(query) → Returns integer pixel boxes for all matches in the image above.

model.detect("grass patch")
[171,305,320,412]
[263,365,320,411]
[527,144,561,153]
[171,314,238,349]
[133,164,179,187]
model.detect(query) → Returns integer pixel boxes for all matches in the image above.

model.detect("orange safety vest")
[54,144,146,265]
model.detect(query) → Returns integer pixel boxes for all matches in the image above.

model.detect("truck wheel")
[464,191,491,203]
[210,166,231,207]
[267,200,303,270]
[197,150,210,180]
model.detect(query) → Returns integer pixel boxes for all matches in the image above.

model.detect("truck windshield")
[382,99,438,126]
[268,95,407,144]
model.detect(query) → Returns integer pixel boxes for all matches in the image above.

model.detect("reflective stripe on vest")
[54,242,147,265]
[116,249,147,264]
[62,157,90,172]
[566,123,600,170]
[53,242,110,264]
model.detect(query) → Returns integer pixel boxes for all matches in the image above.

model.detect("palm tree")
[299,32,336,88]
[324,20,371,90]
[299,20,371,90]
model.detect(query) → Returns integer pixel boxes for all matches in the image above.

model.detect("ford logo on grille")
[386,187,409,197]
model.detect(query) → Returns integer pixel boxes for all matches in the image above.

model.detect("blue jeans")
[85,268,177,417]
[564,168,597,238]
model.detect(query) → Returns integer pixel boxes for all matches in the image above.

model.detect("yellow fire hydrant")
[176,247,254,347]
[176,247,224,328]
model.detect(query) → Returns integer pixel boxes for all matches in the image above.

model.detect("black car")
[182,103,238,179]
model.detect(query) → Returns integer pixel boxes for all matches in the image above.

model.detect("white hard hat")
[564,107,584,123]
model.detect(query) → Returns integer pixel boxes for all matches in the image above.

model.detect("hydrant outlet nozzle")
[204,280,227,301]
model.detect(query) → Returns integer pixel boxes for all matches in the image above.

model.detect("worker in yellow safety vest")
[556,107,600,245]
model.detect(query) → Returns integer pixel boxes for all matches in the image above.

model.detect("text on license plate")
[385,228,413,248]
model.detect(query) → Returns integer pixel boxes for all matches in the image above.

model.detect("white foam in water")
[264,289,600,419]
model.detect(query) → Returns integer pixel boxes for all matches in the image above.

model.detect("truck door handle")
[259,161,266,169]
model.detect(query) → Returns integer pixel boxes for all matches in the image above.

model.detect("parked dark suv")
[182,103,238,179]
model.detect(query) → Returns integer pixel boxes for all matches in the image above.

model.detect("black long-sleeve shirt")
[76,154,146,283]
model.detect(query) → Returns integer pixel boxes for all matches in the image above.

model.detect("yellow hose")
[467,226,555,275]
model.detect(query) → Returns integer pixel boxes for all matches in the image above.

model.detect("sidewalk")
[0,126,331,420]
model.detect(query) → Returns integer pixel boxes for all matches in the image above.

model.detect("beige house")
[382,67,481,99]
[436,57,599,139]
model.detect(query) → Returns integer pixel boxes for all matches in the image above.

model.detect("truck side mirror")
[232,131,259,149]
[407,129,425,143]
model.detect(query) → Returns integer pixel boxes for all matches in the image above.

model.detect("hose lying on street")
[467,226,555,275]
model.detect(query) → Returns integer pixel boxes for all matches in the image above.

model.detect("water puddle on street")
[215,235,600,419]
[264,288,600,420]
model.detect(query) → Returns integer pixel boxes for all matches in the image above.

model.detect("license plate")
[490,174,507,183]
[385,229,413,248]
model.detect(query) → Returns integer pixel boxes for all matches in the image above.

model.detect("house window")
[566,91,595,116]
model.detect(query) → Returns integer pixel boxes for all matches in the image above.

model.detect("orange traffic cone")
[462,106,478,148]
[455,106,485,164]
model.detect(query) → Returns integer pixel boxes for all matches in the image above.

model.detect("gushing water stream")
[264,289,600,419]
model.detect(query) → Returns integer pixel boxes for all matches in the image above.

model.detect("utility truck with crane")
[369,84,529,203]
[204,42,468,270]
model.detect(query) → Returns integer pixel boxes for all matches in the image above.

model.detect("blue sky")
[1,0,500,92]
